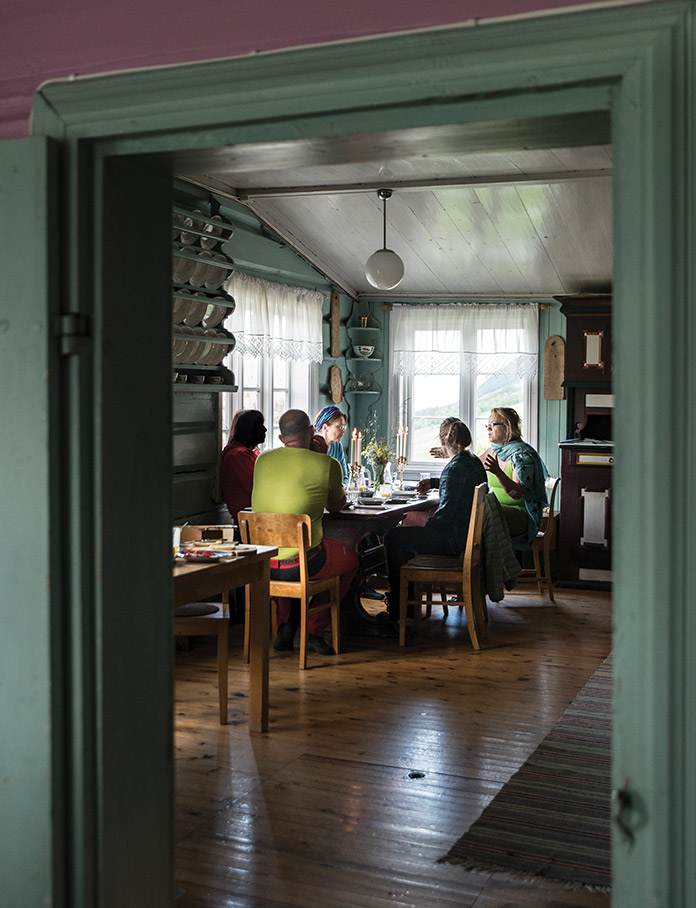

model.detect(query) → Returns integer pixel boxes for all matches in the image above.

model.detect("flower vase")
[373,462,385,490]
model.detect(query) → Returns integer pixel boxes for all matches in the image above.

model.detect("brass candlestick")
[396,455,407,490]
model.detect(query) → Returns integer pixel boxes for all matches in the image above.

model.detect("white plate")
[209,333,234,365]
[174,339,189,363]
[202,302,226,328]
[173,246,196,284]
[189,327,208,364]
[204,254,230,290]
[183,292,208,327]
[200,214,224,249]
[197,330,220,364]
[179,209,204,244]
[189,250,213,287]
[172,288,191,324]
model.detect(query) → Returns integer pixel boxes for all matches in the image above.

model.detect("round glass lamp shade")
[365,248,405,290]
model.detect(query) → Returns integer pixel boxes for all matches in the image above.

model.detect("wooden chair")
[399,483,488,651]
[174,598,230,724]
[521,476,561,601]
[238,513,341,669]
[174,525,237,724]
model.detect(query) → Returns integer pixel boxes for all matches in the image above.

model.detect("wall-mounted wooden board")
[544,335,565,399]
[330,290,340,357]
[330,365,343,403]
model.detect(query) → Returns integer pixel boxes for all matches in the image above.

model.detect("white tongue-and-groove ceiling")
[174,111,612,299]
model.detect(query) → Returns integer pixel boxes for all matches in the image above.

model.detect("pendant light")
[365,189,405,290]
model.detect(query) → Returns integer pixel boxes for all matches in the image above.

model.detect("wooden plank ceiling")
[174,112,612,299]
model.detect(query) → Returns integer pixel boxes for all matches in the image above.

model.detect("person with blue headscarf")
[314,405,349,484]
[481,406,549,549]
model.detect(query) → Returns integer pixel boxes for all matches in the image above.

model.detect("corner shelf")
[347,326,381,344]
[346,356,382,372]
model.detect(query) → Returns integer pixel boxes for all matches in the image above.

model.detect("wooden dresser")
[555,295,613,588]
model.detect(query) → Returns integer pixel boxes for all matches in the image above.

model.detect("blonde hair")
[490,407,523,443]
[439,417,473,454]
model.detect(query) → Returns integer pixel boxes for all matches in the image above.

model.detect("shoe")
[361,585,386,600]
[375,609,393,626]
[307,634,336,656]
[273,622,295,652]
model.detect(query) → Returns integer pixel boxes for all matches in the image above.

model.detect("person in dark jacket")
[381,417,486,621]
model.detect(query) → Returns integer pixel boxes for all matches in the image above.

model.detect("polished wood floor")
[174,584,612,908]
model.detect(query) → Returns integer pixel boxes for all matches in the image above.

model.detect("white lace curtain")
[223,272,324,363]
[391,303,538,378]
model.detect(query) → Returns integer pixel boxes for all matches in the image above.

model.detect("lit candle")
[351,428,357,465]
[403,426,408,459]
[357,431,362,464]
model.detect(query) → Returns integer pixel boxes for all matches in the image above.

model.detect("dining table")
[323,492,439,633]
[174,544,277,732]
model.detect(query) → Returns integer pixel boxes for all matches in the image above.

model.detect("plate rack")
[172,205,238,392]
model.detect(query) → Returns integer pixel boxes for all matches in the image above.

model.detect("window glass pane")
[243,390,260,410]
[475,374,525,454]
[412,375,459,460]
[273,358,288,387]
[244,354,259,387]
[271,391,288,447]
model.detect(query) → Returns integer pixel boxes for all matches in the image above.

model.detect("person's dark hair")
[232,409,266,448]
[278,409,311,440]
[439,417,472,453]
[491,407,523,443]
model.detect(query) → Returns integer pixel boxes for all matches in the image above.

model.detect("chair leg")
[299,595,309,670]
[243,585,251,663]
[461,588,481,651]
[399,583,409,647]
[441,585,449,617]
[543,536,556,602]
[532,543,544,597]
[471,570,487,640]
[331,577,341,656]
[217,621,229,724]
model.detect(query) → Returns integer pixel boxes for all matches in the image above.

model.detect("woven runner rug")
[441,654,612,891]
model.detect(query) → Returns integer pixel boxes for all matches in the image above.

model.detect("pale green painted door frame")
[7,1,693,904]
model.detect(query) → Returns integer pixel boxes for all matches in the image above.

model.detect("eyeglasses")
[485,422,505,430]
[334,424,347,432]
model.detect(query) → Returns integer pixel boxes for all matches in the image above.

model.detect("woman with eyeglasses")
[314,406,349,484]
[481,407,548,548]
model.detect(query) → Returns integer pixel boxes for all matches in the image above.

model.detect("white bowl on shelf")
[352,344,374,359]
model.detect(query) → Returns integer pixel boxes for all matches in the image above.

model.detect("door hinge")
[54,313,90,356]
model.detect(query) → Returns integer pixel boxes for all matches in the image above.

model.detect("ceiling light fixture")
[365,189,404,290]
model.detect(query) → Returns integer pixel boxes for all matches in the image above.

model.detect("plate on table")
[235,545,257,554]
[179,548,234,562]
[358,499,386,508]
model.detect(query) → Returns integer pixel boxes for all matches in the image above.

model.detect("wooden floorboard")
[174,585,612,908]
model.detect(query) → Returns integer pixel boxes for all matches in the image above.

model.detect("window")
[390,303,538,462]
[220,273,323,447]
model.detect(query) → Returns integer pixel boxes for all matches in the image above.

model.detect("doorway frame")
[30,2,696,905]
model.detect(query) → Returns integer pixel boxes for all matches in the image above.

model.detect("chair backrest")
[463,482,488,581]
[541,477,561,541]
[238,513,312,586]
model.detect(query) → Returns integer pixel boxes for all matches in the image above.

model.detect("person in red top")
[220,409,267,525]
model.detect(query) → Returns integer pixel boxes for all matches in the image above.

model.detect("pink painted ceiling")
[1,0,631,138]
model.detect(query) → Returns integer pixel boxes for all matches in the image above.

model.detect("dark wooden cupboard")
[554,295,613,588]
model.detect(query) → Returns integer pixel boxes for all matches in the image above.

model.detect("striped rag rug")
[441,654,612,891]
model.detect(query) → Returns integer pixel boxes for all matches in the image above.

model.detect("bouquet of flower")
[361,414,393,487]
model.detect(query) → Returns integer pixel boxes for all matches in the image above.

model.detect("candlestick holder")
[350,461,361,490]
[396,455,407,490]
